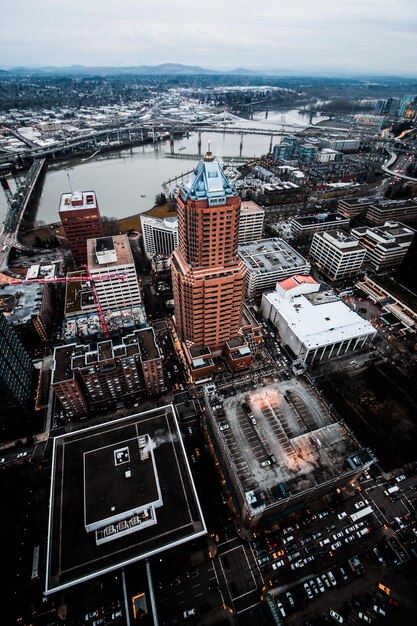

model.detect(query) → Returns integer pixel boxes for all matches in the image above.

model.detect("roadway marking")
[219,544,243,557]
[232,589,258,602]
[236,602,261,614]
[217,555,234,611]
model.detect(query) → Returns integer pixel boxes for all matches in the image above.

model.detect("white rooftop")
[264,287,376,349]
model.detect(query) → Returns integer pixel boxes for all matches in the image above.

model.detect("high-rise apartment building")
[0,313,35,417]
[140,215,179,258]
[171,150,246,351]
[59,190,104,267]
[86,235,142,311]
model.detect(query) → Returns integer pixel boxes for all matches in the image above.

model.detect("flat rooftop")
[238,238,310,275]
[137,327,160,361]
[59,190,98,212]
[240,200,264,215]
[87,234,134,269]
[45,406,206,594]
[62,306,147,341]
[208,379,367,505]
[292,213,349,226]
[0,282,46,324]
[263,288,375,349]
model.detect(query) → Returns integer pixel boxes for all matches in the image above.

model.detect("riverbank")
[19,201,177,247]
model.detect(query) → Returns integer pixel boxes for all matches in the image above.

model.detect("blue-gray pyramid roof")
[180,155,237,203]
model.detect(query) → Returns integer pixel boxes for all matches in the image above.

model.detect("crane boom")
[9,272,126,285]
[82,264,110,338]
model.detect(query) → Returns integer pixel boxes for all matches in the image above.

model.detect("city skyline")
[1,0,417,76]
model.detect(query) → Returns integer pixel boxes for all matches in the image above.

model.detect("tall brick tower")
[171,149,246,352]
[59,190,104,267]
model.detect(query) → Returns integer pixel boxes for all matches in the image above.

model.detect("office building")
[317,148,338,163]
[309,230,366,280]
[140,215,179,258]
[171,150,246,351]
[203,381,373,528]
[238,201,265,243]
[261,276,376,364]
[322,137,361,151]
[0,313,35,417]
[238,238,310,297]
[59,190,104,267]
[366,200,417,225]
[337,198,374,219]
[0,282,54,347]
[351,222,415,271]
[86,235,142,311]
[46,406,206,594]
[52,328,165,418]
[290,213,349,239]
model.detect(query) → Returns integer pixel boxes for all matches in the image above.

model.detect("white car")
[272,559,284,569]
[183,609,196,618]
[331,541,342,551]
[17,452,27,458]
[337,512,347,520]
[354,501,365,509]
[219,424,229,431]
[327,570,337,586]
[330,610,344,623]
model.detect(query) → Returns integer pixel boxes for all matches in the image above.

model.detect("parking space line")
[236,602,261,614]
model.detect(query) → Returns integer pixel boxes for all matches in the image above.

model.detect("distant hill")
[6,63,269,77]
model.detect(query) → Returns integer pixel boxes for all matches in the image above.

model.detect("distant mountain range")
[3,63,292,77]
[1,63,415,80]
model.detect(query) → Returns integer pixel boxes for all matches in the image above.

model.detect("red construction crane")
[82,264,112,338]
[9,269,126,338]
[8,272,126,285]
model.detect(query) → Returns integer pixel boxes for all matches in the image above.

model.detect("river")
[0,108,327,225]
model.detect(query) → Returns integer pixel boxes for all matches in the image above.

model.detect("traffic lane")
[155,562,222,623]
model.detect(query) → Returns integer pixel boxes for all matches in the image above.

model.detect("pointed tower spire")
[204,140,214,162]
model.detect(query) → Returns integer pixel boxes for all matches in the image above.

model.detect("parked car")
[272,560,285,569]
[286,591,295,607]
[304,582,314,600]
[331,541,342,551]
[272,550,285,558]
[337,512,347,520]
[330,610,344,623]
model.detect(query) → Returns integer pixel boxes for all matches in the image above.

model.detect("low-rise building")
[309,230,366,280]
[366,199,417,225]
[0,282,54,346]
[261,276,376,364]
[351,222,415,271]
[203,380,374,529]
[290,213,349,239]
[338,197,374,219]
[238,238,310,297]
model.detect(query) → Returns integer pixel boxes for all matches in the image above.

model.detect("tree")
[154,193,167,206]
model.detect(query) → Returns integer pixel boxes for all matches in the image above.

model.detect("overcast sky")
[1,0,416,75]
